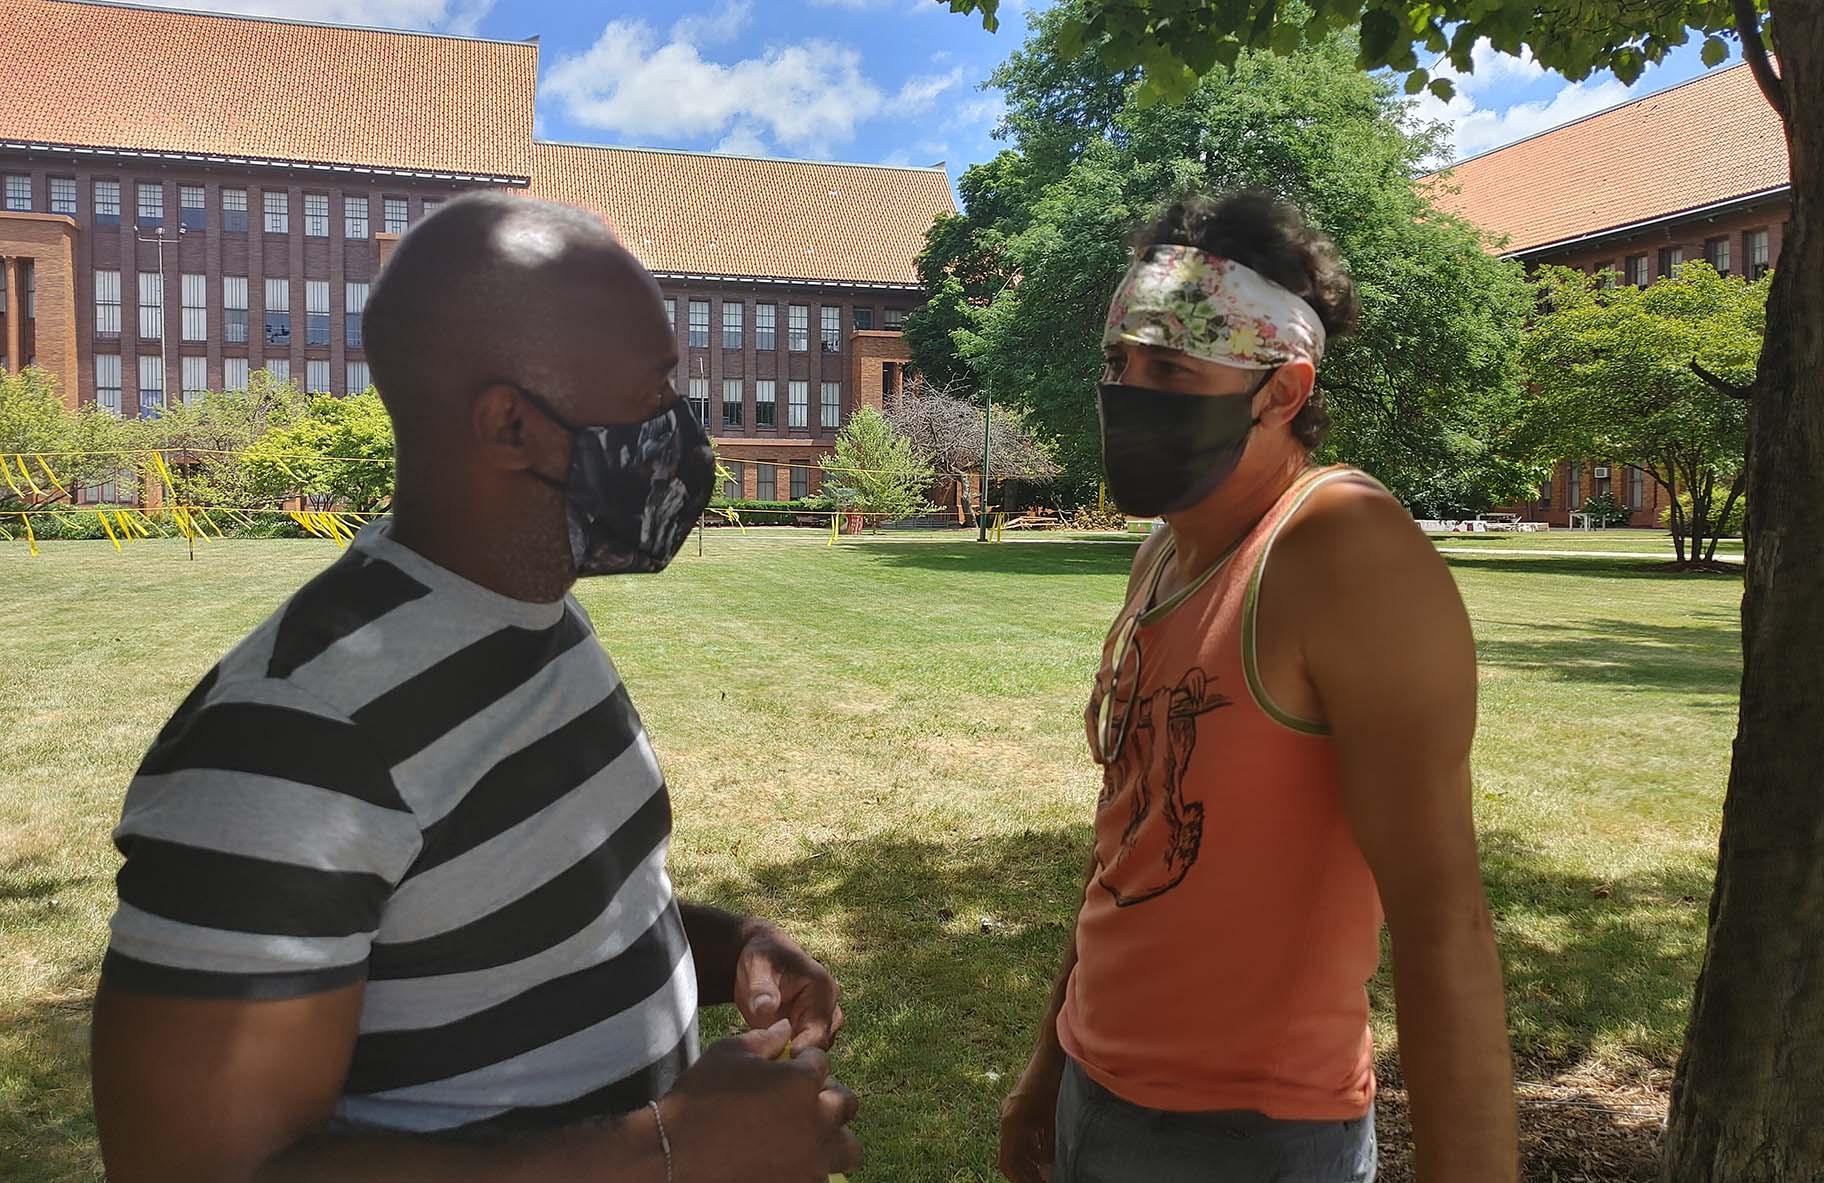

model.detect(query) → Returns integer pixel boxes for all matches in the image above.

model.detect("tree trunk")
[1663,5,1824,1176]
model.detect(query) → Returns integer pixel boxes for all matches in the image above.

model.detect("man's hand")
[664,1020,861,1182]
[997,1071,1059,1183]
[734,924,845,1050]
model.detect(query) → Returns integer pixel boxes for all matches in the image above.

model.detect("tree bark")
[1663,3,1824,1176]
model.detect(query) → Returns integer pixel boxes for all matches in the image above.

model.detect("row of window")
[720,461,810,502]
[91,355,371,415]
[92,270,368,348]
[1596,229,1774,287]
[1540,462,1648,511]
[663,297,905,352]
[3,175,435,238]
[682,378,842,431]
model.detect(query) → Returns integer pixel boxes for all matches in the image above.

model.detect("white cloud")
[714,125,771,157]
[893,67,966,113]
[671,0,751,46]
[950,91,1006,130]
[544,19,884,156]
[1411,38,1640,164]
[129,0,495,33]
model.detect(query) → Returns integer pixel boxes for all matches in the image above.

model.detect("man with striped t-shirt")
[91,194,860,1182]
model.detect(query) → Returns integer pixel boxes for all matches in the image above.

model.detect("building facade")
[1431,62,1789,527]
[0,0,953,503]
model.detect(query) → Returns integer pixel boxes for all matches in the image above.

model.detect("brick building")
[1429,62,1789,527]
[0,0,954,502]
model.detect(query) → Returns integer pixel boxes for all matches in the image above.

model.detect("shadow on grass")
[848,540,1140,577]
[0,969,102,1183]
[1475,617,1740,694]
[1444,555,1744,583]
[695,822,1704,1180]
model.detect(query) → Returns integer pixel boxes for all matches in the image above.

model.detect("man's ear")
[1254,361,1316,430]
[470,383,540,473]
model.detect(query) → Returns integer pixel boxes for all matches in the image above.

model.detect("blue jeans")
[1054,1059,1376,1182]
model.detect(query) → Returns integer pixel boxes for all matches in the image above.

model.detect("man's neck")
[389,493,574,605]
[1164,450,1311,578]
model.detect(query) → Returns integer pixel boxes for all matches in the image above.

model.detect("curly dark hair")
[1128,190,1358,449]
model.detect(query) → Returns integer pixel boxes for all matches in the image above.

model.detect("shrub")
[708,499,818,527]
[1660,492,1746,538]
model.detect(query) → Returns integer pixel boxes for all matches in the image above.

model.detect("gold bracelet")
[647,1100,673,1183]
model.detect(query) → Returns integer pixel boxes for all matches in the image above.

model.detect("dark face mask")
[518,388,716,576]
[1097,375,1270,517]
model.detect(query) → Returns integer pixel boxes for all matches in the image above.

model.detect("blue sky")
[143,0,1733,182]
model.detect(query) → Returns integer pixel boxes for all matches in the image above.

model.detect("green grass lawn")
[1427,529,1744,556]
[0,532,1743,1181]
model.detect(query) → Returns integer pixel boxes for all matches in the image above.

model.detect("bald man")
[91,193,860,1182]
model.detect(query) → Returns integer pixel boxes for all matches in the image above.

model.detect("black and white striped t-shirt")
[105,519,699,1135]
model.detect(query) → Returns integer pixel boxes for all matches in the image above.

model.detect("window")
[138,355,164,416]
[345,195,369,239]
[788,305,809,352]
[4,175,30,211]
[1626,255,1649,287]
[224,276,249,345]
[346,282,368,347]
[664,298,676,330]
[264,190,289,234]
[347,361,371,392]
[722,378,744,428]
[49,177,76,215]
[95,180,121,227]
[224,357,249,392]
[723,462,743,502]
[180,185,206,231]
[264,277,291,346]
[305,280,330,346]
[222,187,248,233]
[788,380,809,428]
[138,272,163,339]
[688,377,710,424]
[722,301,743,348]
[383,197,407,234]
[422,198,443,218]
[755,303,777,351]
[1538,479,1552,510]
[137,182,163,228]
[304,193,329,237]
[821,382,841,429]
[95,355,123,415]
[1705,236,1731,275]
[688,299,710,348]
[1747,230,1771,278]
[1568,462,1583,511]
[181,273,206,342]
[883,307,907,329]
[265,358,291,384]
[1627,466,1646,511]
[307,360,331,393]
[95,270,122,337]
[757,463,776,502]
[853,307,873,331]
[23,264,31,320]
[1593,261,1616,287]
[790,465,808,500]
[755,379,777,428]
[821,306,842,352]
[181,356,207,404]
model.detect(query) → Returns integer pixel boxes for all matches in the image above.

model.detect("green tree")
[913,12,1534,509]
[0,365,125,511]
[1520,263,1763,568]
[946,1,1824,1175]
[817,407,934,522]
[127,373,310,509]
[244,392,395,513]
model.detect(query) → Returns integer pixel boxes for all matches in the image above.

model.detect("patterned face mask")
[1103,244,1327,370]
[518,388,716,576]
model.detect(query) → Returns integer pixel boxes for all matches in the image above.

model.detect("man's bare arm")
[1288,484,1517,1183]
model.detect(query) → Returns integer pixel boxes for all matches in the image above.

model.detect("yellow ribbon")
[97,511,122,552]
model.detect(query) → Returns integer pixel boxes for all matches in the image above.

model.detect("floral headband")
[1103,244,1327,371]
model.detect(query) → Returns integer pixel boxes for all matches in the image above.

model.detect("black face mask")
[1097,375,1269,517]
[519,388,716,576]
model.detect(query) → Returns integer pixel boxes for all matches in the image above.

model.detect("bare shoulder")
[1124,525,1171,601]
[1274,473,1451,590]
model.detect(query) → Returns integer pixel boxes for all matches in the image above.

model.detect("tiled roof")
[1426,63,1789,255]
[0,0,535,179]
[531,142,957,286]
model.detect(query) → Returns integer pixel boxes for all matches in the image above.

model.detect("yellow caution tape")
[0,457,24,499]
[12,455,45,497]
[21,513,37,557]
[97,511,122,552]
[34,455,69,499]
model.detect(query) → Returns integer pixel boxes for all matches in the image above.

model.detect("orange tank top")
[1057,466,1384,1120]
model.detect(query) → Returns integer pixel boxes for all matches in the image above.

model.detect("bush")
[1660,492,1746,538]
[708,499,818,527]
[1070,504,1129,532]
[1581,493,1632,528]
